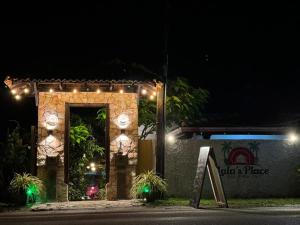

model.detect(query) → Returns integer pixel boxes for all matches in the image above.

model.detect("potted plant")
[130,170,167,202]
[9,173,45,206]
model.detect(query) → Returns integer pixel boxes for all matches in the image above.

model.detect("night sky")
[0,2,300,136]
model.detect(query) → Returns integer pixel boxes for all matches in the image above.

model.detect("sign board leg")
[190,146,228,208]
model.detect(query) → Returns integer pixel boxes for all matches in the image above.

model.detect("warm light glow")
[86,166,90,169]
[117,113,130,129]
[91,167,96,172]
[90,162,95,167]
[152,91,157,96]
[141,89,147,95]
[149,95,154,100]
[11,89,17,95]
[119,89,124,94]
[118,133,129,142]
[166,134,176,144]
[288,133,298,143]
[24,88,29,94]
[49,88,54,93]
[15,95,21,100]
[96,89,101,94]
[73,89,77,93]
[44,113,59,130]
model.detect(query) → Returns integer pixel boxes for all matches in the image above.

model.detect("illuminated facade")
[4,77,158,201]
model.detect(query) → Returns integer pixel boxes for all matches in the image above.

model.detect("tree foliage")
[139,77,209,139]
[70,125,90,145]
[68,115,105,201]
[138,98,157,140]
[166,78,209,126]
[96,108,107,127]
[0,123,31,202]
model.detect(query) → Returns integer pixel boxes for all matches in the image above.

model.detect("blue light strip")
[210,134,287,140]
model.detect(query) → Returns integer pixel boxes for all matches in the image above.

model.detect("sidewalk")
[31,199,144,211]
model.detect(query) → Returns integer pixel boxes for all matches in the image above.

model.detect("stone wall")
[166,139,300,198]
[37,92,138,201]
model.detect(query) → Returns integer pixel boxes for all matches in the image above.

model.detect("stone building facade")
[37,92,138,201]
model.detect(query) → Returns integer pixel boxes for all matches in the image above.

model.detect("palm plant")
[130,170,167,202]
[10,173,45,205]
[248,141,260,164]
[221,142,232,164]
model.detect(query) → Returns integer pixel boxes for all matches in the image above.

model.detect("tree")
[139,77,209,139]
[0,122,31,202]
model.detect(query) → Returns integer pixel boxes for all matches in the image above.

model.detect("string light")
[141,89,147,95]
[24,88,29,94]
[15,95,21,100]
[9,84,160,99]
[288,133,298,143]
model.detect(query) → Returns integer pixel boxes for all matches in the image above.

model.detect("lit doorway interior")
[65,104,109,201]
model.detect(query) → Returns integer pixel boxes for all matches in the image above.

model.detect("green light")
[26,188,33,196]
[26,184,38,197]
[143,185,150,193]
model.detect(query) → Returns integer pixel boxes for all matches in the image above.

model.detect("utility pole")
[156,0,169,178]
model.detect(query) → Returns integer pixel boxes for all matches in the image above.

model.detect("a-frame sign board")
[190,146,228,208]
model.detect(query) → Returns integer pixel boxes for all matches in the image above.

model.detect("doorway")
[64,104,109,201]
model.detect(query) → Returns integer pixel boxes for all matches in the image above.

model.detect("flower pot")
[12,190,27,206]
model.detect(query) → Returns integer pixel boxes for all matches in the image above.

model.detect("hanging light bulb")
[15,95,21,100]
[119,89,124,94]
[96,89,101,94]
[149,95,154,100]
[141,89,147,95]
[73,89,77,93]
[24,88,29,94]
[152,91,157,96]
[11,89,17,95]
[49,88,54,93]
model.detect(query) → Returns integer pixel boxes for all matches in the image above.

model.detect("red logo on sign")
[222,141,260,165]
[227,147,255,165]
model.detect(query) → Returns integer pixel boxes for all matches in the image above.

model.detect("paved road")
[0,207,299,225]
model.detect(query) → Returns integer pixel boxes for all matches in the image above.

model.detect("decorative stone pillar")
[106,152,131,200]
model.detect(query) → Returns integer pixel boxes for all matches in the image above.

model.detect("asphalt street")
[0,207,299,225]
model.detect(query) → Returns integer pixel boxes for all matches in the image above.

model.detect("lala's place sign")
[218,141,269,177]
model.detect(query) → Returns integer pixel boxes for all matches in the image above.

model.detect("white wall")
[166,139,300,198]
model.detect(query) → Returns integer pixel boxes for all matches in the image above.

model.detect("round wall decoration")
[117,113,130,129]
[44,112,59,130]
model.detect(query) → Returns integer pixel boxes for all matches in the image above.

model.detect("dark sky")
[0,2,300,134]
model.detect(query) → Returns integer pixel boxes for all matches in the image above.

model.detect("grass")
[145,197,300,208]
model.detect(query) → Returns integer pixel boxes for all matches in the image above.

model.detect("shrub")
[97,188,106,200]
[9,173,45,205]
[130,170,167,202]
